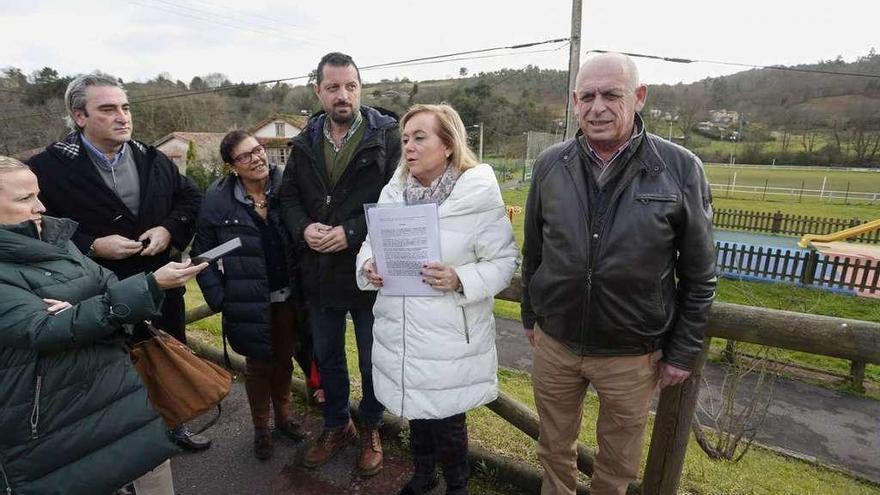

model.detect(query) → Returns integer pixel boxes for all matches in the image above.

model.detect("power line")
[129,0,313,44]
[586,49,880,79]
[0,37,570,121]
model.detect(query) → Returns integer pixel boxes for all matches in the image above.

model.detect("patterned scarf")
[404,162,462,205]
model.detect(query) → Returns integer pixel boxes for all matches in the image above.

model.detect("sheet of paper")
[366,202,443,297]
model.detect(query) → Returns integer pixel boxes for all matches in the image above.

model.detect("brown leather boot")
[357,426,383,476]
[302,419,358,468]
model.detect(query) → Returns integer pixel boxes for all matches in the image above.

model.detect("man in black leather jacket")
[521,53,716,495]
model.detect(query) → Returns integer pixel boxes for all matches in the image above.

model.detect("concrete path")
[171,380,413,495]
[494,317,880,483]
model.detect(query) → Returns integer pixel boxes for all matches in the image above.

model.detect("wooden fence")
[713,209,880,244]
[186,278,880,494]
[715,242,880,295]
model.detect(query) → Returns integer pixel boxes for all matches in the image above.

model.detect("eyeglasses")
[232,145,266,165]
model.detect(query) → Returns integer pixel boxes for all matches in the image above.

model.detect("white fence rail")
[710,183,879,203]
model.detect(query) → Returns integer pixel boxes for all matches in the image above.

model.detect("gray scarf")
[404,163,462,205]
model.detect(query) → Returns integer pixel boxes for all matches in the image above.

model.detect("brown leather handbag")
[130,325,232,430]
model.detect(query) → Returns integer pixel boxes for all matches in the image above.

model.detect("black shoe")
[170,425,212,451]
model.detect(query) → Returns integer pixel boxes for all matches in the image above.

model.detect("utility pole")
[470,123,484,162]
[564,0,583,139]
[478,122,484,162]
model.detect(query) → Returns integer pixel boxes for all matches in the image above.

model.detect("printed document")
[366,203,443,296]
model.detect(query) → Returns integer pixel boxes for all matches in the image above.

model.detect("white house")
[250,114,307,167]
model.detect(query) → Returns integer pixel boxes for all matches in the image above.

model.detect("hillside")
[2,51,878,165]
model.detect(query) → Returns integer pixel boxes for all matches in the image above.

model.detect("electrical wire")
[587,49,880,79]
[0,37,570,120]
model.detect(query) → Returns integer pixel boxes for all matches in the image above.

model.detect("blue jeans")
[310,307,384,429]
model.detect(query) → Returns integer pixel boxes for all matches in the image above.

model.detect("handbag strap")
[221,325,232,369]
[190,404,222,435]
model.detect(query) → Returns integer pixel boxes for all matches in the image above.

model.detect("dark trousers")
[310,307,383,429]
[244,300,307,429]
[152,287,186,344]
[409,413,470,495]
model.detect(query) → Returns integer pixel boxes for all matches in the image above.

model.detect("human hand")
[138,226,172,256]
[420,261,460,292]
[153,259,208,289]
[315,225,348,253]
[91,235,144,260]
[43,298,72,315]
[363,259,384,287]
[304,222,332,250]
[525,328,535,347]
[658,362,692,388]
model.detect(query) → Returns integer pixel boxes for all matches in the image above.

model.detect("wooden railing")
[713,209,880,244]
[187,277,880,494]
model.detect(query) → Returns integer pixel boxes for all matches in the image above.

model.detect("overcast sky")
[2,0,877,87]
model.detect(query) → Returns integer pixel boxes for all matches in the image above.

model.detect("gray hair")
[0,156,31,191]
[64,72,125,131]
[577,52,642,92]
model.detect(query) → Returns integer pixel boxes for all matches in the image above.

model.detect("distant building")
[709,109,740,127]
[154,132,225,174]
[250,114,307,167]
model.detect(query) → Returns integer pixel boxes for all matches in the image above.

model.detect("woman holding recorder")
[0,156,206,495]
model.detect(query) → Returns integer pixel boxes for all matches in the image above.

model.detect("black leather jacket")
[521,128,716,370]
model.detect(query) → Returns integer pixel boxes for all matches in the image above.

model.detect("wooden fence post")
[771,210,783,234]
[642,339,711,495]
[800,250,819,286]
[849,361,866,393]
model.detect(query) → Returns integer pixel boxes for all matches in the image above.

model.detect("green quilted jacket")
[0,216,178,495]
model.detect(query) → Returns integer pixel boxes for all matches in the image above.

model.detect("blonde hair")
[0,156,32,191]
[398,104,478,175]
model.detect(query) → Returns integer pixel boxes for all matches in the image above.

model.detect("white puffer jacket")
[356,164,518,419]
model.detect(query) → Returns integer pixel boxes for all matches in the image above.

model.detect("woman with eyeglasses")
[191,130,313,460]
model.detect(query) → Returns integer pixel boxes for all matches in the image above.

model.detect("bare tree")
[674,85,708,146]
[693,341,783,462]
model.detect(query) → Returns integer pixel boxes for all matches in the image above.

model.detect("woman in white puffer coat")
[356,104,518,495]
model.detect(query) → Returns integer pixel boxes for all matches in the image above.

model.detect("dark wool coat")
[192,166,290,361]
[0,217,178,495]
[280,106,401,310]
[27,133,202,337]
[27,132,202,279]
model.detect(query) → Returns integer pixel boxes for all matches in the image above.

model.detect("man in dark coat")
[27,72,210,452]
[280,52,400,476]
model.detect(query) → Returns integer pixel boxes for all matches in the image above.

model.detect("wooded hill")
[2,50,878,165]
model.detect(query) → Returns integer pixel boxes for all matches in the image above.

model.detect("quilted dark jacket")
[0,217,177,495]
[192,166,291,361]
[521,129,717,370]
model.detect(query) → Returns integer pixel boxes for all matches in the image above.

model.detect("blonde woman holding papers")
[357,104,517,494]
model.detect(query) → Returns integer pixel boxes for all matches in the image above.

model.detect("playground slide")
[798,218,880,248]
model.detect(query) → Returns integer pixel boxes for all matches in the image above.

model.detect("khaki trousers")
[532,328,660,495]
